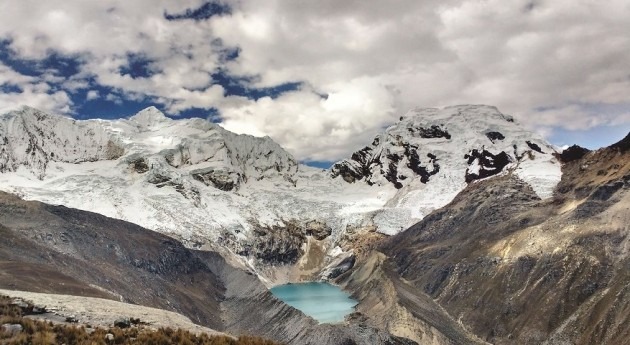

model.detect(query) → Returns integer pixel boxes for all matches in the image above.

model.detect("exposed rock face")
[610,132,630,152]
[249,222,306,265]
[464,149,511,182]
[223,220,333,266]
[485,131,505,143]
[321,254,356,280]
[409,124,451,139]
[129,157,149,173]
[330,133,444,188]
[191,168,237,191]
[304,220,332,240]
[526,140,544,153]
[341,133,630,345]
[336,253,486,345]
[557,144,590,163]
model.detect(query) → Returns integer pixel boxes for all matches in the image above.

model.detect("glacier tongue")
[0,104,562,278]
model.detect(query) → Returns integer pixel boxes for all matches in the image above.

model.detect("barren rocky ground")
[336,133,630,344]
[0,289,225,336]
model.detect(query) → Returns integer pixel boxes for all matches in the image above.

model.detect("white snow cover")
[0,105,561,250]
[330,105,562,234]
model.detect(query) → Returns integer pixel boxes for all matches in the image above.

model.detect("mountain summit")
[332,105,561,232]
[128,106,172,129]
[333,105,559,192]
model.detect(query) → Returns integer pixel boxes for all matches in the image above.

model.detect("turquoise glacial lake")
[270,282,358,323]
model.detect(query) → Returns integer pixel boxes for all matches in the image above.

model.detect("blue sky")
[0,0,629,166]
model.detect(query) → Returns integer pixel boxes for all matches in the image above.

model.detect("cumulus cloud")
[221,78,396,160]
[0,62,72,114]
[0,0,629,160]
[85,90,100,101]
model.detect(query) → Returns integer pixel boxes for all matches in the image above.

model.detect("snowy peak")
[0,106,123,179]
[128,106,172,130]
[0,106,298,189]
[117,110,298,191]
[332,105,561,199]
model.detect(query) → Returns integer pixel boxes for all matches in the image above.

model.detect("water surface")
[270,282,358,323]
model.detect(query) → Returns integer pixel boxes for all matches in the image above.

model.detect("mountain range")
[1,104,627,344]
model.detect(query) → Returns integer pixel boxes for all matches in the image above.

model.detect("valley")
[0,104,628,344]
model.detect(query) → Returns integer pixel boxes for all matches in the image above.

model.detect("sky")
[0,0,629,167]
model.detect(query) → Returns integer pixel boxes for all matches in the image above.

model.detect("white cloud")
[211,0,630,158]
[86,90,100,101]
[0,85,72,115]
[221,77,396,160]
[0,0,629,160]
[0,63,35,86]
[105,93,123,105]
[0,62,72,114]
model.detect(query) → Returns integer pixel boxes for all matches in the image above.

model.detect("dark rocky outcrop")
[464,149,511,183]
[557,144,590,163]
[485,131,505,143]
[332,140,441,188]
[129,157,149,173]
[236,220,331,265]
[305,221,332,240]
[331,146,374,183]
[526,140,544,153]
[114,318,131,328]
[147,173,171,185]
[325,255,356,279]
[404,144,439,184]
[408,125,451,139]
[385,161,403,189]
[249,223,306,265]
[610,132,630,152]
[191,168,237,191]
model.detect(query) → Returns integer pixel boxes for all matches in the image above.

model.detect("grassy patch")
[0,295,280,345]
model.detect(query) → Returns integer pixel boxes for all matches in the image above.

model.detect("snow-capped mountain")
[0,107,123,179]
[0,104,561,281]
[331,105,561,234]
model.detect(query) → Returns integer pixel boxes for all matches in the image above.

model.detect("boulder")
[114,318,131,328]
[305,220,332,240]
[1,323,23,335]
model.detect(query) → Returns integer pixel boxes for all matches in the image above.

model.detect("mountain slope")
[338,132,630,344]
[0,105,561,282]
[0,191,415,345]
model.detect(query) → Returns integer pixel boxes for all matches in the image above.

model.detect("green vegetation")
[0,295,280,345]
